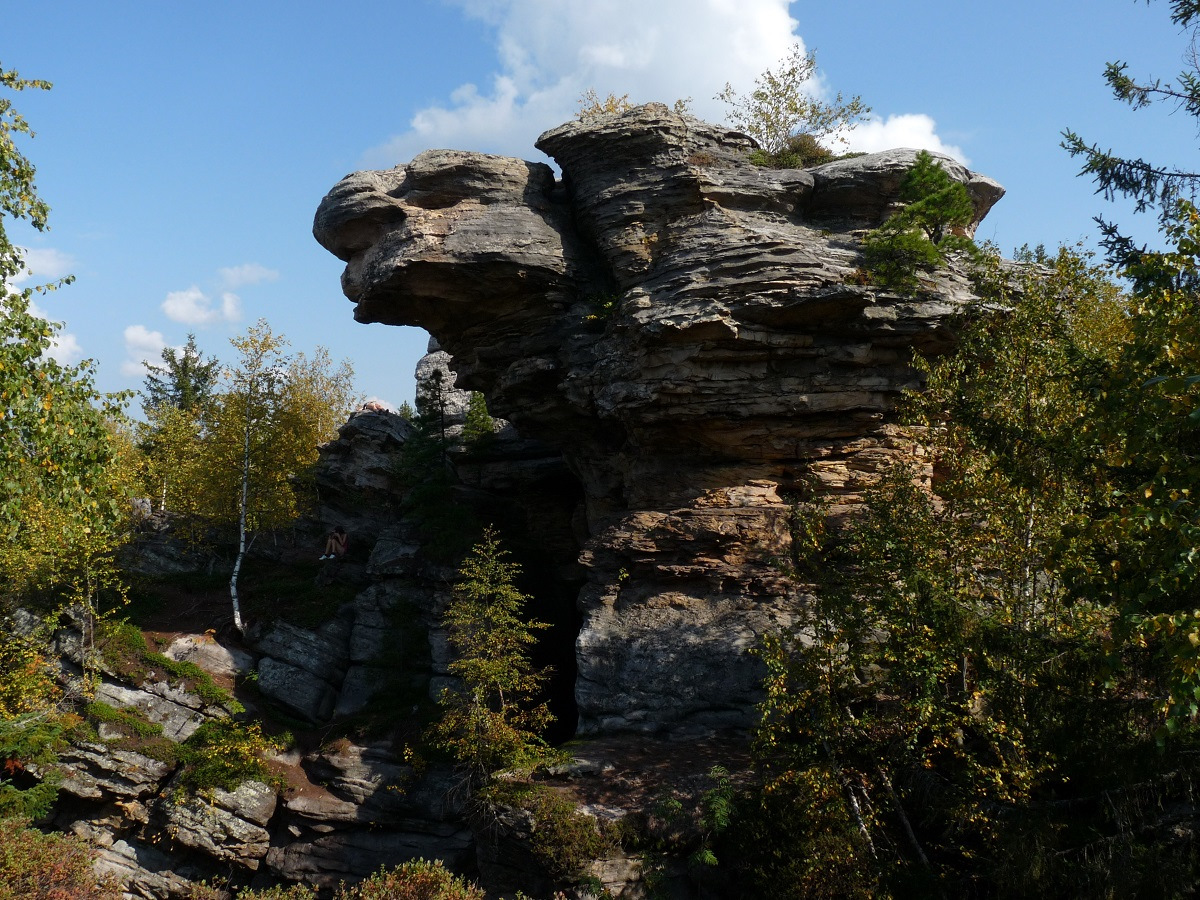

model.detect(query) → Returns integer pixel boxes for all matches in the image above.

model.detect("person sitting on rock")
[320,526,348,561]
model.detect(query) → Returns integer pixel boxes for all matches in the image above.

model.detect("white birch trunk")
[229,392,252,634]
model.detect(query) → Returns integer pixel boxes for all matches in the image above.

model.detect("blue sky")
[4,1,1192,409]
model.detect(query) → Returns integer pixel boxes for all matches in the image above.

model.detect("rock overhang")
[313,103,1008,735]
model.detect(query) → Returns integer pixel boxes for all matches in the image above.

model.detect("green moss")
[85,700,162,738]
[79,701,180,764]
[95,620,152,680]
[94,620,241,713]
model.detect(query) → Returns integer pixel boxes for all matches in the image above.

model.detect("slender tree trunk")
[229,395,252,634]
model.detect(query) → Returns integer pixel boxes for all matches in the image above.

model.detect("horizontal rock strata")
[314,104,1005,735]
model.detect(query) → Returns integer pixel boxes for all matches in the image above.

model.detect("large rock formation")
[314,104,1004,737]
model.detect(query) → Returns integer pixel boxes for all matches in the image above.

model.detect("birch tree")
[0,63,135,818]
[190,321,355,632]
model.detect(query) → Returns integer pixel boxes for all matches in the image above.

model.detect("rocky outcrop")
[57,742,175,802]
[314,104,1005,735]
[313,407,414,537]
[159,780,276,869]
[36,106,1012,898]
[91,678,228,742]
[49,604,475,897]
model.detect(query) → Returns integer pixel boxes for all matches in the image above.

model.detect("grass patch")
[94,621,242,713]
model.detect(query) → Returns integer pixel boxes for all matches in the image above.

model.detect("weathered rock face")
[312,406,415,537]
[314,104,1004,735]
[48,599,473,897]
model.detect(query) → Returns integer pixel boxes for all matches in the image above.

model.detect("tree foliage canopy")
[1062,0,1200,260]
[140,333,219,414]
[0,64,136,822]
[0,66,132,611]
[747,248,1200,896]
[0,64,51,285]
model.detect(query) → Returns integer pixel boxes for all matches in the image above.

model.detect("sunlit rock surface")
[315,103,1004,735]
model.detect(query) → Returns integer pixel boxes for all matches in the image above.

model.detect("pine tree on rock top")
[861,150,979,294]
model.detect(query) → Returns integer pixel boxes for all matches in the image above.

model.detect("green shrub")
[177,718,282,793]
[333,858,484,900]
[748,133,835,169]
[461,392,495,449]
[237,886,318,900]
[483,783,610,880]
[861,227,944,293]
[0,777,59,822]
[0,818,123,899]
[717,45,869,160]
[722,768,877,900]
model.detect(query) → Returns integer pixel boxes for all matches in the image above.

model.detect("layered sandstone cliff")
[314,104,1004,736]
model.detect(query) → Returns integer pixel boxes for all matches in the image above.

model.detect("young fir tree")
[140,333,219,413]
[138,334,219,512]
[429,528,553,786]
[394,370,479,561]
[461,391,494,449]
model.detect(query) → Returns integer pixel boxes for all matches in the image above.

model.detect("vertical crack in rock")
[314,103,1005,736]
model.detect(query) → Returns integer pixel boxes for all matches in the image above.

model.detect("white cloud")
[121,324,167,378]
[218,262,279,289]
[220,292,243,321]
[162,285,241,326]
[363,2,963,172]
[843,114,969,165]
[47,332,84,366]
[12,247,76,286]
[27,299,83,365]
[364,0,805,166]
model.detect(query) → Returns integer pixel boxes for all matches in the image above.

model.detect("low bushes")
[0,817,122,900]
